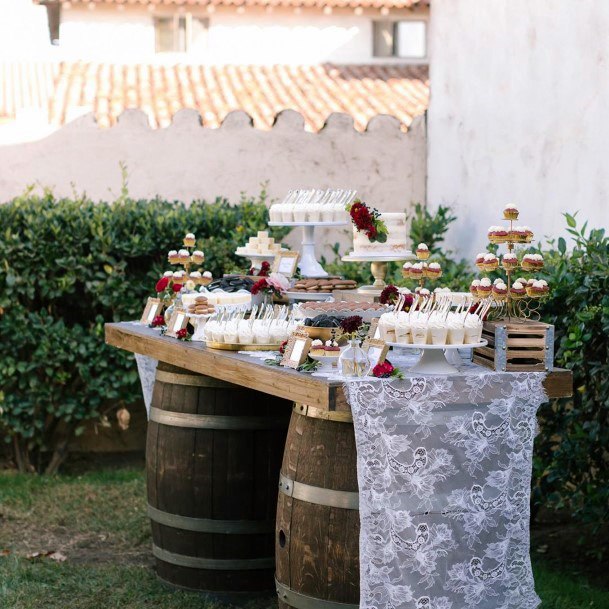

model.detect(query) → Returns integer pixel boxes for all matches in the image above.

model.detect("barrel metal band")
[293,403,353,423]
[152,544,274,570]
[275,578,358,609]
[278,474,359,510]
[147,504,274,534]
[155,369,236,388]
[150,407,288,430]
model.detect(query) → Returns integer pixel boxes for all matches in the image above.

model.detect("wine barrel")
[275,403,359,609]
[146,363,290,597]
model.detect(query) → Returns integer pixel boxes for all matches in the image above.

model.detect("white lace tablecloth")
[134,353,158,418]
[344,353,546,609]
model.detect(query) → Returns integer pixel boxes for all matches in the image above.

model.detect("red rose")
[379,285,399,305]
[258,261,271,277]
[176,328,188,340]
[172,283,183,293]
[155,277,170,292]
[340,315,363,334]
[366,226,378,240]
[151,315,165,328]
[279,340,288,355]
[372,361,394,378]
[251,278,268,295]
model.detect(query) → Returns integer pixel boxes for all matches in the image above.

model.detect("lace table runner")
[344,355,546,609]
[134,353,158,418]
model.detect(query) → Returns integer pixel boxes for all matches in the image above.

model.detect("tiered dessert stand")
[341,253,416,296]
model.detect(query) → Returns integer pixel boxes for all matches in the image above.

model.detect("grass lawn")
[0,462,607,609]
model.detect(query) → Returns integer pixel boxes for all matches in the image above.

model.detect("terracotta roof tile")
[0,61,429,132]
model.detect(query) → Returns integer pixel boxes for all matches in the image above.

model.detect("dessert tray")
[296,302,393,322]
[285,291,334,302]
[387,340,488,375]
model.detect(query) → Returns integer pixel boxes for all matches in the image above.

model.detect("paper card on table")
[140,297,162,325]
[165,308,189,338]
[367,319,381,340]
[362,338,389,368]
[272,251,300,278]
[281,329,312,369]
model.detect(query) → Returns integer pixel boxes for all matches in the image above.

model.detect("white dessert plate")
[386,340,487,350]
[342,252,415,262]
[268,221,348,227]
[285,291,335,302]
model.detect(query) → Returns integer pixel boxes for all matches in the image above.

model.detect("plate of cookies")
[287,277,358,301]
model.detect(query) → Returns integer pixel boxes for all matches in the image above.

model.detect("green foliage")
[534,213,609,525]
[407,202,458,254]
[0,191,285,473]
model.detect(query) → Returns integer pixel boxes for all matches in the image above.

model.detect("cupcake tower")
[167,233,212,287]
[401,243,443,293]
[469,205,549,318]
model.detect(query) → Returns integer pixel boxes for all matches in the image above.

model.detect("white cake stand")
[387,340,487,375]
[341,253,416,295]
[269,221,348,278]
[234,251,284,272]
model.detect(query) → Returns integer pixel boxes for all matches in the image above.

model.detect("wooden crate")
[473,319,555,372]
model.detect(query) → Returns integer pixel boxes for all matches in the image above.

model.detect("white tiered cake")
[350,212,409,256]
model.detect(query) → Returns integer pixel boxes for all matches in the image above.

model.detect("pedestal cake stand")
[269,221,348,278]
[341,253,416,296]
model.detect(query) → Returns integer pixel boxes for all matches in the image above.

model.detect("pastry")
[477,277,492,297]
[425,262,442,278]
[492,281,508,300]
[310,339,325,356]
[409,262,424,278]
[527,279,549,298]
[178,249,190,264]
[482,253,499,271]
[503,205,519,220]
[184,233,196,247]
[510,280,526,299]
[324,340,340,356]
[168,250,179,264]
[475,252,487,270]
[192,250,205,264]
[416,243,430,260]
[502,253,518,270]
[521,253,544,270]
[470,279,481,296]
[349,212,409,256]
[402,262,412,279]
[488,226,508,244]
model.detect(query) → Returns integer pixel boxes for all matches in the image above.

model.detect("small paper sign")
[141,298,162,325]
[280,329,312,369]
[362,338,389,369]
[272,251,300,278]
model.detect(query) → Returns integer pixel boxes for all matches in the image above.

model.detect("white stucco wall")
[58,5,428,64]
[427,0,609,259]
[0,109,426,259]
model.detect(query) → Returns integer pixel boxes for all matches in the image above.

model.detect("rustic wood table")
[105,322,573,606]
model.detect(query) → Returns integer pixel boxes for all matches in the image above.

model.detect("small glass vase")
[339,338,371,378]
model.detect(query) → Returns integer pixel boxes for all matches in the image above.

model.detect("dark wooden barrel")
[275,403,359,609]
[146,362,290,596]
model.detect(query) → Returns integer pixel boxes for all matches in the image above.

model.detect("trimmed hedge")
[0,191,287,473]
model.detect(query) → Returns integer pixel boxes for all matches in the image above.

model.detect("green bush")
[0,191,287,473]
[534,214,609,526]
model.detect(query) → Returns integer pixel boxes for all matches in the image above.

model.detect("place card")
[367,319,381,340]
[165,307,189,338]
[362,338,389,368]
[272,251,300,278]
[281,329,312,369]
[140,297,162,325]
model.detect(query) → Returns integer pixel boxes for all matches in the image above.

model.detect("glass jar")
[339,338,371,378]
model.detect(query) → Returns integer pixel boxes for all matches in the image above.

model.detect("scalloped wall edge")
[67,107,425,134]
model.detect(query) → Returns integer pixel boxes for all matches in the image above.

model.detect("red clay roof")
[38,0,428,8]
[0,61,429,132]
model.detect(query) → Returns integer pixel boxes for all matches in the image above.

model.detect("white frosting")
[168,250,178,257]
[178,249,190,257]
[512,281,524,289]
[428,262,441,270]
[203,271,212,279]
[351,212,408,256]
[417,243,429,250]
[185,233,195,240]
[480,278,492,287]
[163,271,173,277]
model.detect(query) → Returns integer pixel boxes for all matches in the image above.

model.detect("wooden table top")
[105,322,573,412]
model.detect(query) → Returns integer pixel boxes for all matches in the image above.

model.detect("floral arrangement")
[372,360,404,379]
[379,285,413,311]
[340,315,363,335]
[251,272,291,297]
[150,315,165,328]
[248,261,271,277]
[346,200,388,243]
[176,328,191,341]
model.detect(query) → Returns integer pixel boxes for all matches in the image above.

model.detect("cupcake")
[492,281,508,301]
[425,262,442,279]
[477,277,492,297]
[522,253,543,270]
[410,262,424,279]
[502,253,518,270]
[192,250,205,264]
[168,250,179,264]
[324,340,341,357]
[189,271,202,284]
[173,271,186,281]
[402,262,413,279]
[510,280,526,299]
[527,279,549,298]
[470,279,481,296]
[523,226,534,242]
[503,204,519,220]
[201,270,213,286]
[482,253,499,271]
[475,252,487,270]
[416,243,430,260]
[178,249,191,264]
[488,226,508,244]
[310,339,325,357]
[515,276,529,286]
[184,233,196,247]
[163,270,174,277]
